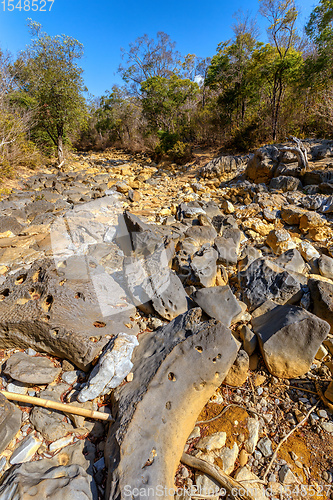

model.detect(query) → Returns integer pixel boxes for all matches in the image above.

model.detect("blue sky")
[0,0,317,97]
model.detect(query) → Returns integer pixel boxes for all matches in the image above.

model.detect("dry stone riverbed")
[0,141,333,499]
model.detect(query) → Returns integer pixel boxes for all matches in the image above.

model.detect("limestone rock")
[196,432,227,452]
[0,463,96,500]
[266,229,296,255]
[252,303,330,378]
[240,259,302,311]
[281,205,305,225]
[245,146,279,184]
[234,466,266,500]
[190,246,218,287]
[78,333,139,403]
[3,352,61,385]
[224,350,249,386]
[105,308,239,499]
[214,235,238,265]
[309,278,333,331]
[219,442,239,474]
[200,155,243,179]
[0,393,21,454]
[185,226,217,246]
[193,286,242,327]
[0,258,138,371]
[239,325,257,356]
[270,176,302,192]
[30,384,75,441]
[275,249,306,274]
[298,241,320,261]
[318,254,333,280]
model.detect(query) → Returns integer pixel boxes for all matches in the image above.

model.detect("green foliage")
[14,20,87,162]
[141,75,199,135]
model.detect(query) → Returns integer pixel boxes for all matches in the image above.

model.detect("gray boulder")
[308,278,333,332]
[245,145,279,184]
[269,176,302,192]
[0,258,138,371]
[240,259,303,311]
[275,249,306,274]
[105,308,239,500]
[3,352,61,385]
[193,286,242,327]
[190,246,218,287]
[252,302,330,378]
[318,255,333,280]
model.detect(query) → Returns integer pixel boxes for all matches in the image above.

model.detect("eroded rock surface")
[105,308,239,499]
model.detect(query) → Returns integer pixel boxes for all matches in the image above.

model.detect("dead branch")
[262,403,317,482]
[1,390,113,422]
[315,380,333,412]
[181,452,257,500]
[277,136,309,172]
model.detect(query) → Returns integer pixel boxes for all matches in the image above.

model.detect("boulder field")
[0,141,332,499]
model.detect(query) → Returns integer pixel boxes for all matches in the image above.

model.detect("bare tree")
[118,32,181,95]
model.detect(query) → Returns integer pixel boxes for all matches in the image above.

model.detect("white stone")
[187,426,201,440]
[48,435,74,453]
[6,382,28,395]
[298,241,320,261]
[219,442,239,474]
[196,431,227,452]
[234,466,266,500]
[321,422,333,433]
[245,417,260,453]
[10,434,42,464]
[78,333,139,403]
[61,371,79,385]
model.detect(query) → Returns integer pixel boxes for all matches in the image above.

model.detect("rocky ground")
[0,140,333,499]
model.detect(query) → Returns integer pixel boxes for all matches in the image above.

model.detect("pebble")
[279,465,297,484]
[26,348,37,356]
[187,426,201,440]
[7,382,28,394]
[321,422,333,433]
[196,431,227,452]
[48,435,74,453]
[61,371,79,385]
[318,410,328,419]
[10,434,42,464]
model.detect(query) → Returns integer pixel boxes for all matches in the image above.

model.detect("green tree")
[140,74,199,137]
[96,85,141,144]
[206,12,260,133]
[259,0,300,140]
[15,20,87,163]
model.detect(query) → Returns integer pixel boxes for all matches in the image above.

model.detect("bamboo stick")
[0,390,113,422]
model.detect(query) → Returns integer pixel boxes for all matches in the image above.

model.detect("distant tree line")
[1,0,333,175]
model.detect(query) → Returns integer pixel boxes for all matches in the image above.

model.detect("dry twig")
[181,452,257,500]
[262,403,318,482]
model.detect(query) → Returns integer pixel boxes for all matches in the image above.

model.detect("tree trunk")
[57,134,64,164]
